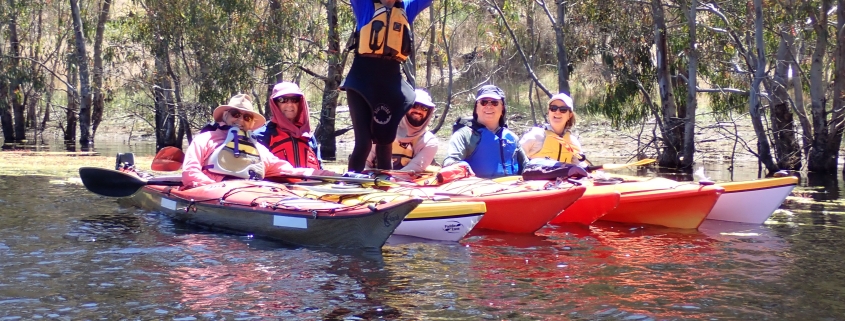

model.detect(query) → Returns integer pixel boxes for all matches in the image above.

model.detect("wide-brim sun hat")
[547,93,574,112]
[414,89,436,108]
[212,94,266,131]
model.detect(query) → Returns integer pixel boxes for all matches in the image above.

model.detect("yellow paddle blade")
[600,158,656,170]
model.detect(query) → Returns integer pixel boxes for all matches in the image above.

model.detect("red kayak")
[389,177,586,234]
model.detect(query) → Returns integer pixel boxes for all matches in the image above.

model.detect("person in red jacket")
[253,82,323,170]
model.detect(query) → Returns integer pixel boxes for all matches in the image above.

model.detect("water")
[2,164,845,320]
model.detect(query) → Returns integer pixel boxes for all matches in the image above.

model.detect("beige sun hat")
[212,94,266,131]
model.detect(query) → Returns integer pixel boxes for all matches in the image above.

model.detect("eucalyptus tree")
[91,0,112,140]
[69,0,93,148]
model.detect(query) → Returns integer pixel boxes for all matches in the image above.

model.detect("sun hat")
[475,85,505,101]
[548,93,574,112]
[212,94,266,131]
[414,89,436,108]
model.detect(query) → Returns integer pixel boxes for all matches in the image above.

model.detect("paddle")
[79,167,182,197]
[586,158,656,172]
[79,167,397,198]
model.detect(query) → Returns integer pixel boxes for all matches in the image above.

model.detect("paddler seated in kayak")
[442,85,528,178]
[253,81,324,171]
[365,88,439,173]
[518,92,587,166]
[182,94,336,188]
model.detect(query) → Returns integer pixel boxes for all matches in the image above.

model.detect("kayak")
[705,176,798,224]
[551,189,621,225]
[286,184,486,241]
[388,177,587,234]
[80,167,422,249]
[598,182,724,229]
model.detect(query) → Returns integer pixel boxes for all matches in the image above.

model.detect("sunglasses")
[548,105,572,113]
[228,109,254,122]
[274,96,301,104]
[411,103,430,110]
[478,100,501,107]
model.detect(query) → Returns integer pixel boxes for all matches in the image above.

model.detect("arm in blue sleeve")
[404,0,434,22]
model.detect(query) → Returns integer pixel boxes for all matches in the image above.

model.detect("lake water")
[1,147,844,320]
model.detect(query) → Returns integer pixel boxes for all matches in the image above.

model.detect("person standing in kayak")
[365,88,439,172]
[519,92,586,165]
[253,81,323,170]
[182,94,335,188]
[342,0,434,173]
[442,85,528,178]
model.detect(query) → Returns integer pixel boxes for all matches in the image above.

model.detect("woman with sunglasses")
[182,94,336,188]
[442,85,528,178]
[253,82,323,171]
[519,93,584,165]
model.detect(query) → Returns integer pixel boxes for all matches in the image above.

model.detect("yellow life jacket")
[391,139,415,168]
[356,3,412,62]
[206,128,264,179]
[531,130,580,164]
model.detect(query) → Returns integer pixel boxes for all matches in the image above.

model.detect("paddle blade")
[151,146,185,171]
[79,167,152,197]
[596,158,657,171]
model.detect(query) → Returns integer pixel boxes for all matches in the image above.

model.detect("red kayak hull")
[550,190,620,225]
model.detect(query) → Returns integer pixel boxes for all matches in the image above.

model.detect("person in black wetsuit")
[341,0,433,172]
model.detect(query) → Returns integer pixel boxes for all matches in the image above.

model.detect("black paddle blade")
[78,167,163,197]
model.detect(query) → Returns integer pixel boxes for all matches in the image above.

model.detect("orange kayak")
[592,178,724,229]
[550,189,621,225]
[389,177,586,234]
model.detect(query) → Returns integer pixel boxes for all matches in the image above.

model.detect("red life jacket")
[265,125,321,170]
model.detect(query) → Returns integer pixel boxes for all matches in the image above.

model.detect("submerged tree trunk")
[807,0,832,172]
[832,0,845,176]
[65,59,79,144]
[768,29,802,170]
[69,0,93,148]
[91,0,112,140]
[749,0,778,174]
[651,0,681,168]
[8,0,25,143]
[681,0,698,169]
[314,0,343,161]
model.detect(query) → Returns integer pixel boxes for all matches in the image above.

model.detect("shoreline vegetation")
[5,0,845,175]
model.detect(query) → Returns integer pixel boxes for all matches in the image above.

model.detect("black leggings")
[347,90,405,172]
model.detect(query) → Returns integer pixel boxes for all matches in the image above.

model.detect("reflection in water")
[3,167,845,319]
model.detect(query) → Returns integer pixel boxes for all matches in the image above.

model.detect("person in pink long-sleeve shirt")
[182,94,336,187]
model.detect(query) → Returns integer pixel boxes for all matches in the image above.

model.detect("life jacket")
[263,123,321,170]
[355,3,412,62]
[531,129,579,163]
[205,127,264,179]
[391,139,416,168]
[464,128,519,178]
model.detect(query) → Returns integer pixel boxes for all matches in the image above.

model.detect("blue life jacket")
[464,127,520,178]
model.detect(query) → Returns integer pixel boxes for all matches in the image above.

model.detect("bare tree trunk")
[749,0,779,174]
[430,0,454,134]
[832,0,845,176]
[91,0,112,140]
[65,57,78,144]
[314,0,344,161]
[768,28,802,170]
[425,4,435,88]
[69,0,93,148]
[681,0,698,169]
[807,0,832,172]
[789,38,812,154]
[166,49,189,149]
[8,0,24,143]
[554,0,570,94]
[651,0,681,168]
